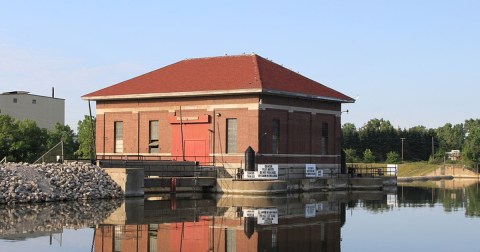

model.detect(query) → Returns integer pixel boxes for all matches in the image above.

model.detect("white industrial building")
[0,91,65,130]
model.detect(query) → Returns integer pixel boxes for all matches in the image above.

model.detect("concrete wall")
[213,177,385,195]
[104,168,144,197]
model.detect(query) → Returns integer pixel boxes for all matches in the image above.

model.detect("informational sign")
[317,169,324,177]
[387,194,397,206]
[257,209,279,225]
[245,171,256,179]
[243,165,278,180]
[387,164,398,176]
[305,204,316,218]
[306,164,317,178]
[242,208,278,225]
[243,209,256,217]
[257,164,278,179]
[316,202,324,211]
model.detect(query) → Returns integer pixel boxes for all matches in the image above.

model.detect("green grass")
[397,163,440,177]
[349,162,440,177]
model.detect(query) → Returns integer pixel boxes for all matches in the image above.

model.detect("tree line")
[0,115,95,163]
[342,118,480,166]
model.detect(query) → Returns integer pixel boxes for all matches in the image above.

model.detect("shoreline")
[398,175,479,182]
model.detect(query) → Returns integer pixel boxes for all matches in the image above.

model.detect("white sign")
[317,169,324,177]
[306,164,317,178]
[245,171,256,179]
[305,204,316,218]
[243,209,256,217]
[243,208,279,225]
[387,164,397,176]
[387,194,397,206]
[257,164,278,179]
[257,209,278,225]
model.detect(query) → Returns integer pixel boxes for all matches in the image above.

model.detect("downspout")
[179,106,185,161]
[103,113,106,160]
[212,109,216,166]
[137,112,140,159]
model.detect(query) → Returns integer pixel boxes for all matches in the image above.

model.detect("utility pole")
[431,136,434,160]
[401,138,406,162]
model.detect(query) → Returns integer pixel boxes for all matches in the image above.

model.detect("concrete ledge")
[104,168,144,197]
[215,179,288,195]
[215,177,387,194]
[398,175,454,182]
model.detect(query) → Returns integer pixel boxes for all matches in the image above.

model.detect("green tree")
[402,126,434,161]
[463,119,480,162]
[48,123,79,159]
[342,123,360,157]
[386,151,400,164]
[363,148,375,163]
[358,118,398,162]
[0,115,17,161]
[344,148,359,163]
[10,119,49,162]
[75,115,96,159]
[435,123,464,154]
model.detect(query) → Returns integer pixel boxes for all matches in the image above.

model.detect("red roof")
[82,54,354,103]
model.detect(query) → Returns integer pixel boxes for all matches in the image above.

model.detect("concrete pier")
[213,177,393,195]
[104,168,144,197]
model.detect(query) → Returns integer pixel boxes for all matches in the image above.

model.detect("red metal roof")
[82,54,354,102]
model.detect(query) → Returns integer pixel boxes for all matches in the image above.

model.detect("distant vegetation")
[0,115,95,163]
[343,118,480,168]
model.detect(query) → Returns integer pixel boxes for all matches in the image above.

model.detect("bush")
[386,151,400,164]
[363,149,375,163]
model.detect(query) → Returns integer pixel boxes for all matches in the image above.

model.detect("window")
[149,120,159,153]
[272,119,280,154]
[114,121,124,153]
[13,98,17,103]
[226,119,237,153]
[32,99,36,104]
[321,122,329,155]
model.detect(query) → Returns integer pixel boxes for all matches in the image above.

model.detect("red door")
[184,140,207,163]
[170,115,210,164]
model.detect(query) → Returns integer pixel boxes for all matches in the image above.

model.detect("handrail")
[0,156,6,164]
[34,141,64,164]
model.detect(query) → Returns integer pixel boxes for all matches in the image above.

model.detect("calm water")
[1,181,480,252]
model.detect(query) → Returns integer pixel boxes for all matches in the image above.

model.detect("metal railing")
[97,154,217,166]
[34,141,64,164]
[0,157,6,164]
[346,164,397,178]
[97,154,220,178]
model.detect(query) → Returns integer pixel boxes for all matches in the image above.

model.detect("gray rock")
[0,162,124,204]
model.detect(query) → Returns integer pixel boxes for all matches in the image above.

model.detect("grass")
[397,163,440,177]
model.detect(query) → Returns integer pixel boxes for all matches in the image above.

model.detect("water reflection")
[3,181,480,251]
[398,180,480,217]
[94,193,347,252]
[0,199,121,241]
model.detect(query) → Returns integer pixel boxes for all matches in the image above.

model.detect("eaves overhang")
[81,88,264,101]
[82,87,355,103]
[262,89,356,103]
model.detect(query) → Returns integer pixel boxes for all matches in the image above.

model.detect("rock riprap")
[0,162,124,204]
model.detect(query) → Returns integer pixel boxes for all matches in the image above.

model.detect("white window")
[114,121,124,153]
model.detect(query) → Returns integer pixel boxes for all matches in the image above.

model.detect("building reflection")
[93,193,347,252]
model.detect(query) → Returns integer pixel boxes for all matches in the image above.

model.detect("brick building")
[82,54,354,173]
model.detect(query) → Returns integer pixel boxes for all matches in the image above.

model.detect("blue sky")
[1,1,479,130]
